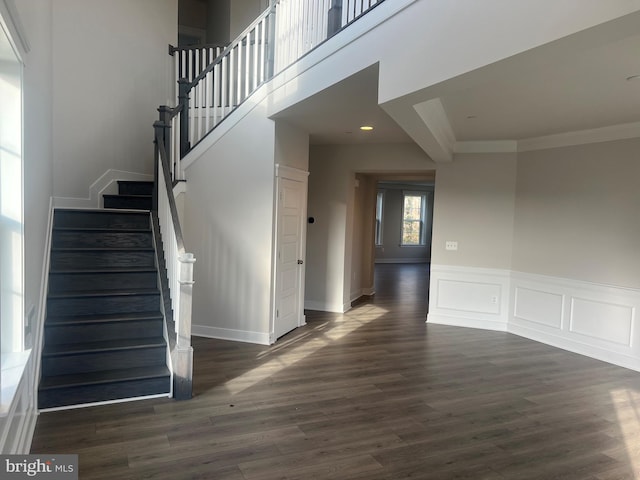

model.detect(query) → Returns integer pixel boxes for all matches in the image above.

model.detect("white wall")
[184,103,276,345]
[274,120,309,171]
[51,0,177,200]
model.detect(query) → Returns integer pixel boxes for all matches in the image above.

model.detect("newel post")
[178,78,191,158]
[174,252,196,400]
[327,0,343,37]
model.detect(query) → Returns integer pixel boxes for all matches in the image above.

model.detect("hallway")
[31,264,640,479]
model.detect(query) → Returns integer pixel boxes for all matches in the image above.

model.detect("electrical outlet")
[445,241,458,251]
[491,296,498,304]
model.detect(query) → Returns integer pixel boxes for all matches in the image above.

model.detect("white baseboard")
[53,169,152,209]
[192,325,270,345]
[427,313,508,332]
[304,300,348,313]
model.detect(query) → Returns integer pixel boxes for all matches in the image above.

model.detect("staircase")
[38,181,171,410]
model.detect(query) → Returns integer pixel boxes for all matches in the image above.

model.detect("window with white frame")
[401,191,427,246]
[0,21,24,356]
[375,191,384,245]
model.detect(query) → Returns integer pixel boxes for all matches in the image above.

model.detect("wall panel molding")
[429,266,640,372]
[427,265,510,331]
[510,270,640,372]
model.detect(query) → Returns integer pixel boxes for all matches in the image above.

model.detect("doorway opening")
[350,173,435,317]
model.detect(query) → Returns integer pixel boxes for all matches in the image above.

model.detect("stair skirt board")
[40,204,173,409]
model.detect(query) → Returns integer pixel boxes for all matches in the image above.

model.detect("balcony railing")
[164,0,383,180]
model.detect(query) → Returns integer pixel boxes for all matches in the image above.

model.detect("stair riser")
[54,211,150,229]
[49,271,158,293]
[53,231,153,249]
[118,181,154,196]
[103,196,152,211]
[51,251,155,270]
[45,319,164,345]
[38,376,170,409]
[47,294,161,317]
[42,346,167,376]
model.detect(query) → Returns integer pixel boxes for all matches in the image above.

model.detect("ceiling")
[272,64,411,145]
[271,11,640,153]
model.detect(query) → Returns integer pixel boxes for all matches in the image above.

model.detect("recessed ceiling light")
[360,125,374,131]
[626,75,640,81]
[466,115,477,119]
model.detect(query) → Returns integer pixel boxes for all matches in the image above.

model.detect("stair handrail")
[153,113,195,400]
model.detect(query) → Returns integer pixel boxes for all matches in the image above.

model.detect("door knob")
[297,259,304,265]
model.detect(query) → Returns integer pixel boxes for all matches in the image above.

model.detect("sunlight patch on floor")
[610,388,640,476]
[224,304,389,395]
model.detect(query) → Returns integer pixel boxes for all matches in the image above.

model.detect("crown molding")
[454,140,518,154]
[517,121,640,152]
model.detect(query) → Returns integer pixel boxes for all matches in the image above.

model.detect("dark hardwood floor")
[31,263,640,479]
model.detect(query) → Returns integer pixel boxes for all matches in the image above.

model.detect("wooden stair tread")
[43,337,167,355]
[51,247,154,252]
[103,194,152,198]
[47,288,160,299]
[55,208,150,215]
[45,311,163,325]
[53,227,151,232]
[49,266,157,274]
[39,365,170,390]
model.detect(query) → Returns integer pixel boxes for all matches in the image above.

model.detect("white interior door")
[274,171,307,340]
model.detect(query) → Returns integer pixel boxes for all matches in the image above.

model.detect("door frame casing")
[270,164,309,343]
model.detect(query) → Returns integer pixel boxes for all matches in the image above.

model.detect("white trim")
[192,325,270,345]
[518,121,640,152]
[412,98,455,163]
[427,314,508,332]
[304,300,349,313]
[38,393,171,413]
[275,164,309,181]
[53,170,153,209]
[33,197,54,410]
[454,140,518,154]
[0,0,30,60]
[0,352,36,453]
[509,270,640,372]
[446,123,640,155]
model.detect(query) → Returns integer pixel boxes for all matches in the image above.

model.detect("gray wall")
[375,184,433,263]
[512,138,640,289]
[431,153,518,270]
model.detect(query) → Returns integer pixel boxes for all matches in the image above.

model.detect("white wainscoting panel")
[428,265,510,331]
[513,286,564,329]
[570,297,633,347]
[509,271,640,372]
